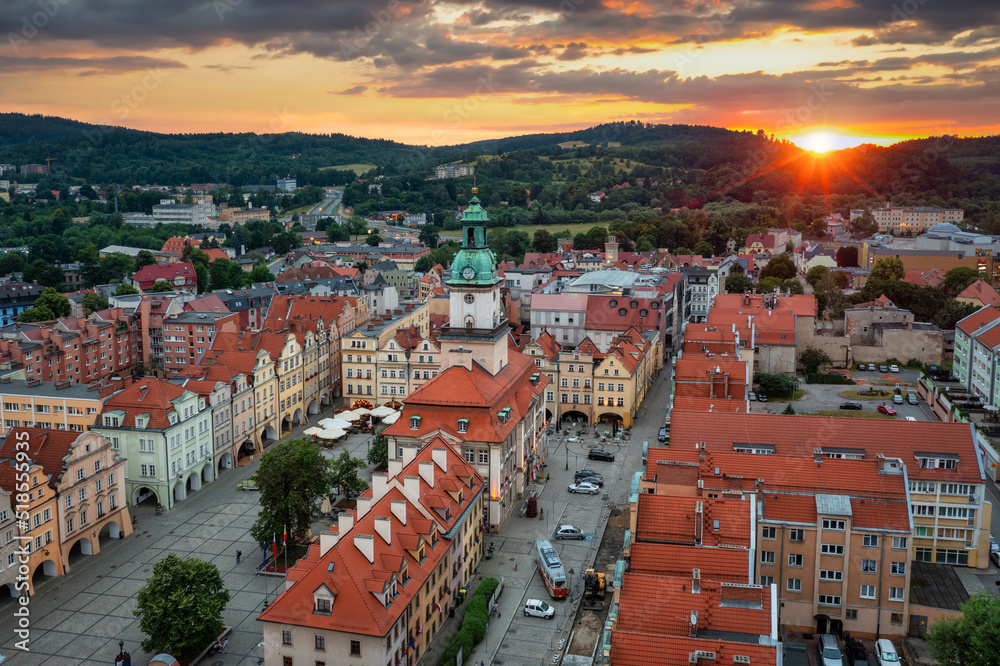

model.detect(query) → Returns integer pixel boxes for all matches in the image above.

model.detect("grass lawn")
[764,390,805,402]
[839,390,900,400]
[441,221,609,238]
[815,410,897,419]
[321,163,377,175]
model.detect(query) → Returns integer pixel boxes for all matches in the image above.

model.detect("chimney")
[401,446,418,467]
[353,533,375,563]
[388,458,403,477]
[373,515,392,545]
[338,511,355,534]
[418,460,435,487]
[432,447,448,471]
[694,501,703,545]
[689,610,699,637]
[403,475,421,500]
[390,499,407,525]
[320,530,339,556]
[371,471,389,501]
[355,494,372,519]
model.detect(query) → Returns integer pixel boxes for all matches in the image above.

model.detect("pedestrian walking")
[236,550,242,564]
[222,638,228,653]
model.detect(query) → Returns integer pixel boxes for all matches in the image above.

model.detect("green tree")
[330,449,369,497]
[725,274,754,293]
[133,554,230,658]
[209,258,238,291]
[798,347,832,374]
[805,265,830,289]
[418,226,440,249]
[345,216,368,238]
[835,246,858,267]
[934,300,979,330]
[22,259,64,287]
[34,287,72,318]
[928,593,1000,666]
[244,265,275,285]
[868,257,905,282]
[100,252,135,283]
[782,403,796,415]
[149,281,175,293]
[693,240,714,257]
[532,229,557,253]
[783,279,804,294]
[367,431,389,469]
[673,246,693,255]
[757,276,783,293]
[755,372,798,397]
[182,245,210,269]
[943,266,980,293]
[366,232,384,246]
[271,231,302,255]
[0,251,27,276]
[82,292,109,315]
[113,282,139,296]
[759,254,797,280]
[250,439,334,547]
[133,249,157,271]
[850,209,879,236]
[18,305,56,323]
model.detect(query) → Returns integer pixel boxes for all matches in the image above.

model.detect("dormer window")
[410,416,421,430]
[314,598,332,614]
[457,418,468,433]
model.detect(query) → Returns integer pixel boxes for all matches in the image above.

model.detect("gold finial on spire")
[472,175,478,196]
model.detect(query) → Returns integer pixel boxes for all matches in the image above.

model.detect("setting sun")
[796,131,838,153]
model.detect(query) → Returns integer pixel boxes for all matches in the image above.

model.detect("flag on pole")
[262,547,267,567]
[283,525,287,547]
[272,534,277,558]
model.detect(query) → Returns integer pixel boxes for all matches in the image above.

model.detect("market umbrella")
[337,410,360,421]
[326,428,347,439]
[352,406,372,416]
[382,411,401,425]
[314,430,338,440]
[324,418,353,429]
[320,496,332,514]
[318,418,338,427]
[370,406,396,418]
[303,427,325,437]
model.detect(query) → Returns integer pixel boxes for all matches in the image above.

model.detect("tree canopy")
[250,439,334,546]
[19,287,71,322]
[928,593,1000,666]
[330,449,369,497]
[758,254,796,281]
[134,554,230,658]
[943,266,980,293]
[869,257,905,282]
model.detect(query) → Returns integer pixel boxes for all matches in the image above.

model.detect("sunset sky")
[2,0,999,150]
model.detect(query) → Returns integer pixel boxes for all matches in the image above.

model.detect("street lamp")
[565,440,569,470]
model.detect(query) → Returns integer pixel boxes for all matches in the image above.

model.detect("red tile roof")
[183,294,229,313]
[959,279,1000,306]
[635,494,751,548]
[617,573,772,638]
[629,541,750,583]
[956,305,1000,335]
[203,248,231,263]
[101,378,191,429]
[134,261,197,289]
[611,630,778,666]
[670,410,984,484]
[670,395,748,413]
[530,331,561,361]
[0,428,83,487]
[584,295,662,332]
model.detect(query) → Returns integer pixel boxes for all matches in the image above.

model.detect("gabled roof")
[629,541,750,583]
[134,261,197,286]
[635,494,751,549]
[958,279,1000,307]
[101,378,191,429]
[0,428,85,488]
[611,630,778,666]
[183,294,230,313]
[956,305,1000,335]
[530,331,561,361]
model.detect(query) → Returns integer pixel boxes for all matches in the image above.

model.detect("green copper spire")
[448,187,498,285]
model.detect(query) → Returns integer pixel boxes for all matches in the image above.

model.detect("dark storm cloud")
[0,54,186,74]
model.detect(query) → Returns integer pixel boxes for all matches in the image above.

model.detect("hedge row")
[805,373,856,385]
[438,577,500,666]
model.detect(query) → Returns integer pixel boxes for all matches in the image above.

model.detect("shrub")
[805,373,856,385]
[439,577,500,665]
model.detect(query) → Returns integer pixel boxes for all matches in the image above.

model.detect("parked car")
[867,363,876,371]
[567,436,580,442]
[554,525,586,540]
[877,404,897,416]
[588,449,615,462]
[893,393,903,404]
[238,475,259,491]
[889,364,899,372]
[757,393,768,402]
[879,364,889,372]
[874,639,900,665]
[845,638,871,666]
[840,401,863,410]
[658,427,668,442]
[748,391,757,401]
[990,533,998,558]
[575,470,604,486]
[817,634,844,666]
[568,481,601,494]
[524,599,555,619]
[904,416,917,421]
[828,371,848,378]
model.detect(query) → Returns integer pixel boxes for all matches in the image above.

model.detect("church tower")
[439,187,509,375]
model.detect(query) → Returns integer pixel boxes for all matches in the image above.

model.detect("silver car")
[555,525,586,540]
[568,481,600,494]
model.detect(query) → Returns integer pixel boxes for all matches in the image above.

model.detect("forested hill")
[0,113,140,148]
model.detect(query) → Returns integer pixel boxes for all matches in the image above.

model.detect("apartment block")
[434,163,474,179]
[160,311,240,376]
[0,309,138,384]
[0,455,60,594]
[670,410,992,569]
[259,442,485,666]
[341,303,429,410]
[191,348,280,449]
[93,378,213,511]
[0,378,107,436]
[953,305,1000,400]
[851,205,964,235]
[0,480,18,596]
[0,282,46,326]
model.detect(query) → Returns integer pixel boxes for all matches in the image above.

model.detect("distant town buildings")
[433,163,474,179]
[852,205,964,235]
[277,176,297,193]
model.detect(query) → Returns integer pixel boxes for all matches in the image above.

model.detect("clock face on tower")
[461,266,476,280]
[464,293,475,304]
